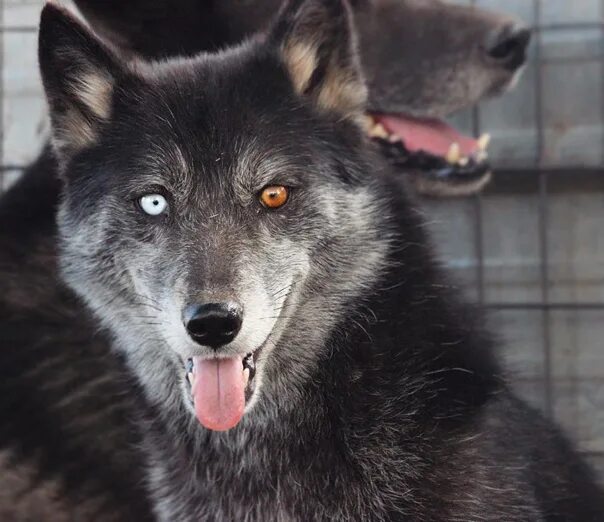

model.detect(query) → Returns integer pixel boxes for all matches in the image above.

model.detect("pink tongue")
[373,114,478,157]
[192,356,245,431]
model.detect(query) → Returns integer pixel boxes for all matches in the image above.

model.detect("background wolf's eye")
[259,186,289,209]
[138,194,168,216]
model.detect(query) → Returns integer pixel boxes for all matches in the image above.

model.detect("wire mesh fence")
[432,0,604,476]
[0,0,603,476]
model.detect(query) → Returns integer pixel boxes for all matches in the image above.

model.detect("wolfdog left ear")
[270,0,367,125]
[38,3,123,164]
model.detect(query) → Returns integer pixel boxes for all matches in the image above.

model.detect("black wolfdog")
[11,1,600,520]
[0,1,533,519]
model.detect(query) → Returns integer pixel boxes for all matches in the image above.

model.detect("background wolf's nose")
[183,303,243,348]
[486,25,532,70]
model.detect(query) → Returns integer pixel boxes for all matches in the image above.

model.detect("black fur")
[29,1,604,520]
[0,150,154,520]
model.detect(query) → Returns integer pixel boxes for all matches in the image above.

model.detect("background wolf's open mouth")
[366,113,492,196]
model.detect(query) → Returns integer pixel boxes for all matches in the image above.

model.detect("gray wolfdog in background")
[26,1,604,520]
[74,0,531,196]
[0,0,536,520]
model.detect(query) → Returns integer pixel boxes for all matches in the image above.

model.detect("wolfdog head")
[40,0,393,431]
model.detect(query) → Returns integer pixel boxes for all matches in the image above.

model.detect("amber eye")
[259,185,289,209]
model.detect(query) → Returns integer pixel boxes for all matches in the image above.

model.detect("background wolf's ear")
[39,3,122,162]
[271,0,367,124]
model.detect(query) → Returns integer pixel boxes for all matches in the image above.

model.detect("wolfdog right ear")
[270,0,367,126]
[38,3,123,164]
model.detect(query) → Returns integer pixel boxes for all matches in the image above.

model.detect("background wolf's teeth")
[474,150,488,163]
[368,123,389,139]
[388,134,402,143]
[458,157,469,167]
[243,368,250,387]
[446,143,460,164]
[477,133,491,151]
[363,114,375,132]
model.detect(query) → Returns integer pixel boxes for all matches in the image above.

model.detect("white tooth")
[458,157,469,167]
[243,368,250,387]
[477,133,491,151]
[188,372,195,386]
[363,114,375,132]
[446,143,460,164]
[368,122,389,140]
[388,134,402,144]
[475,150,489,163]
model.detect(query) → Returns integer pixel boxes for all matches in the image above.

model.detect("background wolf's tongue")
[192,356,245,431]
[374,114,478,157]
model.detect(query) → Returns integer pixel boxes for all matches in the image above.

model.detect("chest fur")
[142,422,394,521]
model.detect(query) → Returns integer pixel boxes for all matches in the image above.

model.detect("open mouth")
[185,347,262,432]
[366,113,492,195]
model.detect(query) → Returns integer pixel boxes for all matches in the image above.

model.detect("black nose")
[183,303,243,348]
[486,25,532,70]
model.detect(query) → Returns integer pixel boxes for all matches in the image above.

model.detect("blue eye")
[139,194,168,216]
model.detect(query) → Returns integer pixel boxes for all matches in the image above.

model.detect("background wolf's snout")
[183,303,243,349]
[485,25,532,70]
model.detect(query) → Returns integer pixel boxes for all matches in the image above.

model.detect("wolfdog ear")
[270,0,367,125]
[38,3,122,163]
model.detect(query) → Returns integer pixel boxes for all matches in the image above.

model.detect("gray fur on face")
[58,135,390,417]
[44,0,388,423]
